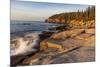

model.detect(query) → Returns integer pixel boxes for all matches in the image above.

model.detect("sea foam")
[10,33,40,56]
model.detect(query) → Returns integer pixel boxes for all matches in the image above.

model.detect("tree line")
[47,6,95,23]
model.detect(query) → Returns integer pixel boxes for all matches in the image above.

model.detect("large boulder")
[50,29,85,40]
[40,40,63,51]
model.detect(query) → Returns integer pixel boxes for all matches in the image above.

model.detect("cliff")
[46,6,95,29]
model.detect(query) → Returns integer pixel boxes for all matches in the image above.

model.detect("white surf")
[10,34,40,56]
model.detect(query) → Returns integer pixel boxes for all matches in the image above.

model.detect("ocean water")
[10,20,62,39]
[10,20,63,56]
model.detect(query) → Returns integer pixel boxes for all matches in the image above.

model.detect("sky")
[11,0,89,21]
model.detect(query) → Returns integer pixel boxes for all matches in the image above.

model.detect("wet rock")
[48,25,67,31]
[39,31,54,41]
[11,55,27,66]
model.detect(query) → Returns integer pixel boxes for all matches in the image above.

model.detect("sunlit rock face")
[10,34,40,56]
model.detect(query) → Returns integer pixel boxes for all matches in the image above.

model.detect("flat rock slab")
[75,33,94,40]
[50,29,85,40]
[49,47,95,64]
[16,34,95,66]
[11,28,95,66]
[22,46,95,65]
[62,37,95,47]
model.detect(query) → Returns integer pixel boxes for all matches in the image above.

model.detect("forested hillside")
[46,6,95,29]
[46,6,95,23]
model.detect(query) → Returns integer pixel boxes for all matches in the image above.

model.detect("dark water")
[10,20,63,39]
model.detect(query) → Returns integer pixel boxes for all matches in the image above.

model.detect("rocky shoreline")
[11,28,95,66]
[10,3,95,66]
[46,19,95,30]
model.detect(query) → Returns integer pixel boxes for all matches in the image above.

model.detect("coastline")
[11,26,95,66]
[10,6,95,66]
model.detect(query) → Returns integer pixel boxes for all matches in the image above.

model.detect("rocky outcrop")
[46,6,95,29]
[40,40,63,51]
[48,25,67,31]
[11,28,95,66]
[50,29,85,40]
[21,28,95,65]
[46,19,95,29]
